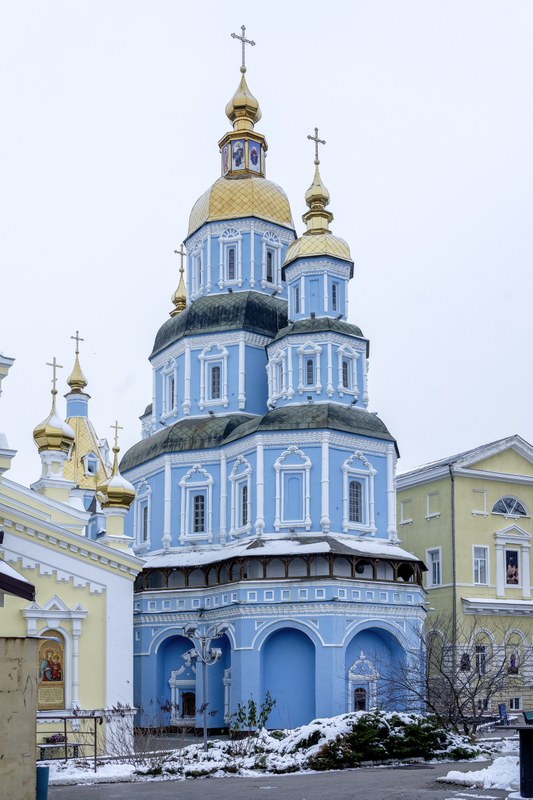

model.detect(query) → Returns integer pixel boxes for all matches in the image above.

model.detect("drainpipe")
[449,464,457,666]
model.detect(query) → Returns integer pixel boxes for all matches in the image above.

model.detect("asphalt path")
[49,760,511,800]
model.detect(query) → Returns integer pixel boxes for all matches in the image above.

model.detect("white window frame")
[342,452,377,535]
[229,455,252,537]
[179,464,214,543]
[472,489,488,516]
[267,348,286,404]
[190,248,203,298]
[161,357,177,421]
[473,545,489,585]
[509,697,522,710]
[297,341,322,395]
[495,525,531,598]
[198,343,229,409]
[331,280,339,312]
[293,285,300,315]
[261,232,282,289]
[475,644,488,676]
[134,480,152,549]
[426,547,442,588]
[426,491,440,520]
[492,496,529,518]
[336,344,359,398]
[83,452,99,477]
[399,498,413,526]
[274,446,311,532]
[218,228,242,287]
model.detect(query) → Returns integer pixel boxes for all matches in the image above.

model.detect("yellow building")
[0,350,143,756]
[397,435,533,715]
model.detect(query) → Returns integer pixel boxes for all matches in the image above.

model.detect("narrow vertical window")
[228,247,235,280]
[142,504,149,542]
[294,285,300,314]
[475,644,487,676]
[211,365,221,399]
[332,282,338,311]
[169,377,175,410]
[241,484,248,527]
[306,358,314,385]
[193,495,205,533]
[342,359,349,389]
[427,549,441,587]
[349,480,362,523]
[473,546,488,584]
[266,249,273,282]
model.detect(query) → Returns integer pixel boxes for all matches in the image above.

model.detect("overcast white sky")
[1,1,532,487]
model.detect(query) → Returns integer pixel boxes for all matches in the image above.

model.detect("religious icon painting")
[221,144,230,176]
[37,630,65,710]
[232,139,245,170]
[248,140,261,173]
[505,549,519,585]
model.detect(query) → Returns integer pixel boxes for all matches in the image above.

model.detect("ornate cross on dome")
[110,420,123,450]
[46,357,63,392]
[71,330,84,354]
[231,25,255,69]
[174,244,186,275]
[307,127,326,164]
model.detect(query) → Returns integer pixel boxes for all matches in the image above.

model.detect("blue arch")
[261,627,315,728]
[345,626,409,712]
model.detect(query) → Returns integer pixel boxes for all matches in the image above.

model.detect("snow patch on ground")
[441,755,519,792]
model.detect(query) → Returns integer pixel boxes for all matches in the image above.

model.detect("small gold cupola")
[33,357,75,454]
[170,244,187,317]
[66,330,87,392]
[98,421,135,511]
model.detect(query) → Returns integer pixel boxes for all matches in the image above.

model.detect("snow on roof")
[143,534,420,569]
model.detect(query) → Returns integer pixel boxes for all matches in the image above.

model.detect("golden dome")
[170,261,187,317]
[66,352,87,392]
[284,232,352,267]
[188,176,294,237]
[225,67,262,132]
[33,390,75,454]
[98,444,135,510]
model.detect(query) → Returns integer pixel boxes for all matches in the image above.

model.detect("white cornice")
[462,596,533,616]
[151,331,271,369]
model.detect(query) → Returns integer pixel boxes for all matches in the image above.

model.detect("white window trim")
[198,344,229,409]
[261,232,282,289]
[161,357,177,421]
[331,280,340,312]
[472,489,488,516]
[82,451,99,477]
[342,452,377,535]
[274,446,312,532]
[347,652,378,712]
[190,248,204,299]
[336,344,359,398]
[495,525,531,599]
[399,498,413,526]
[472,544,489,586]
[492,495,529,519]
[297,341,322,395]
[229,455,253,537]
[218,228,242,288]
[267,349,287,404]
[425,491,441,520]
[179,464,214,543]
[426,547,442,588]
[134,480,152,550]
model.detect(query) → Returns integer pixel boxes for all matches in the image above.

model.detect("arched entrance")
[345,627,407,712]
[261,627,315,728]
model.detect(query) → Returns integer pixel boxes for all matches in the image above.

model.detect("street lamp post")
[183,621,229,752]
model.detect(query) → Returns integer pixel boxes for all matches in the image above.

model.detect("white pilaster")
[182,345,191,415]
[320,433,331,532]
[162,456,171,550]
[386,444,398,541]
[250,222,255,287]
[220,451,227,544]
[523,544,531,599]
[206,233,212,291]
[495,544,505,597]
[255,438,265,536]
[238,336,246,409]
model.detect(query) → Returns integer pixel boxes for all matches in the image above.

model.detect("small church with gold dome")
[120,29,427,729]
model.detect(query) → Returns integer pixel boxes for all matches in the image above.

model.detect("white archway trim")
[229,455,253,538]
[274,446,312,532]
[348,650,379,711]
[198,343,229,409]
[342,451,377,535]
[179,464,214,543]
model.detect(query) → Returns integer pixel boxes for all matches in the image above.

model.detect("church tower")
[121,28,426,731]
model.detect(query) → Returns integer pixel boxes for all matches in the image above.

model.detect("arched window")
[492,497,527,516]
[353,687,366,711]
[168,570,185,589]
[349,480,362,523]
[146,570,164,589]
[306,359,314,385]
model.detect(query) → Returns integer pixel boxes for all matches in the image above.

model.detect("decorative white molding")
[342,452,377,535]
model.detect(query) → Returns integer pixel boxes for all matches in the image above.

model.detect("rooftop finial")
[231,24,255,73]
[307,127,326,166]
[170,244,187,316]
[71,330,84,355]
[46,356,63,396]
[67,330,88,391]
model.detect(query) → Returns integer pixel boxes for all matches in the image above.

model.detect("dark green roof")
[273,316,366,346]
[120,414,255,471]
[151,292,288,358]
[224,403,398,454]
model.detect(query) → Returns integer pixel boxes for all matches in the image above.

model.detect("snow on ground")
[441,755,519,792]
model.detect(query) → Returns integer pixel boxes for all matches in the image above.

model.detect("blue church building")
[121,39,426,730]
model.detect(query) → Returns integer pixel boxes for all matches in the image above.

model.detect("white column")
[183,345,191,415]
[250,222,255,287]
[324,273,329,312]
[218,236,224,288]
[238,336,246,409]
[287,345,294,398]
[151,367,157,431]
[162,456,172,550]
[523,544,531,599]
[320,433,330,533]
[327,342,334,396]
[300,275,305,315]
[206,233,212,291]
[71,625,81,708]
[362,355,369,407]
[220,451,227,544]
[495,544,505,597]
[386,445,397,540]
[255,438,265,536]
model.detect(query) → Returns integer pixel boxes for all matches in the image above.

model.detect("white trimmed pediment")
[494,524,531,543]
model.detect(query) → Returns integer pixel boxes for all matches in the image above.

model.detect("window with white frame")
[505,548,520,585]
[510,697,521,710]
[83,452,99,477]
[229,455,252,536]
[426,491,440,519]
[268,349,286,401]
[493,497,528,517]
[297,342,322,394]
[219,228,241,286]
[337,345,359,396]
[274,446,311,531]
[475,644,488,676]
[294,285,300,314]
[179,464,213,542]
[135,481,151,548]
[472,489,487,515]
[331,281,339,311]
[342,451,377,534]
[199,343,228,408]
[161,357,177,420]
[191,249,203,296]
[473,546,488,585]
[400,498,413,525]
[228,247,236,280]
[262,232,281,287]
[426,548,441,587]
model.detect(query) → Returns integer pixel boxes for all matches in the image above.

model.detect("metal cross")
[110,420,123,450]
[231,25,255,69]
[46,357,63,392]
[71,330,84,354]
[174,244,186,275]
[307,127,326,164]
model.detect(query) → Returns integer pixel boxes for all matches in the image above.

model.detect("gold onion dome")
[98,444,135,510]
[170,250,187,317]
[33,390,75,454]
[66,352,87,392]
[225,66,262,131]
[284,159,352,268]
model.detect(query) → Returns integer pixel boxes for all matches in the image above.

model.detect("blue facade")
[121,59,426,730]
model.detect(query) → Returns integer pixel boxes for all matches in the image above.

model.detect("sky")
[1,1,532,487]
